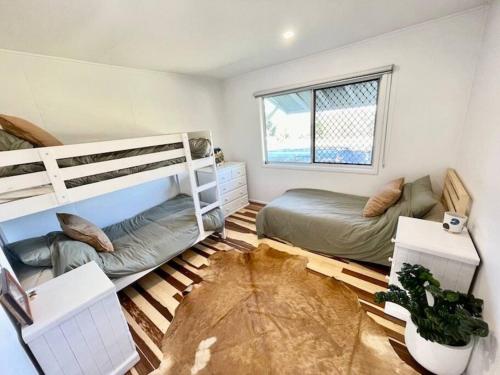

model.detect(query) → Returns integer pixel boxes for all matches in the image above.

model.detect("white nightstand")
[385,216,480,321]
[22,262,139,375]
[197,161,249,217]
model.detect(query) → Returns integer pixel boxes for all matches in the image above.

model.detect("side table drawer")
[221,185,247,205]
[217,169,232,184]
[222,195,249,216]
[231,165,246,179]
[220,176,247,195]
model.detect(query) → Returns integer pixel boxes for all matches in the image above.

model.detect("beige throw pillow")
[0,114,63,147]
[363,177,405,217]
[57,213,114,252]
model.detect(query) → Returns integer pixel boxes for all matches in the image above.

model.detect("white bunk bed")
[0,130,223,290]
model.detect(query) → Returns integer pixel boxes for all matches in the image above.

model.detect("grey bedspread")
[8,194,224,278]
[256,188,413,266]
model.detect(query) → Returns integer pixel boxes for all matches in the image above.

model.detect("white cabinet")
[197,162,249,217]
[22,262,139,375]
[385,216,480,321]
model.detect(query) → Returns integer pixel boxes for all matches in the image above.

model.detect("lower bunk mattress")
[6,194,224,288]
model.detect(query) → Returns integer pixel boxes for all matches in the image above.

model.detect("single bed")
[256,173,459,266]
[6,194,224,289]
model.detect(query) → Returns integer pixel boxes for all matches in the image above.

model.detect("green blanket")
[256,188,412,266]
[53,194,223,277]
[7,195,224,278]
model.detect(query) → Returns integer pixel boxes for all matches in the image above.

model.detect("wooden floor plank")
[123,287,170,333]
[120,293,164,347]
[181,249,209,268]
[123,309,163,362]
[169,258,203,283]
[160,263,194,286]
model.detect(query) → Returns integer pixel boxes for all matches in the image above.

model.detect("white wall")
[455,1,500,374]
[0,48,226,372]
[0,49,224,145]
[221,8,486,202]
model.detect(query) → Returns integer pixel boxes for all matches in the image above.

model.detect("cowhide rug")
[152,244,416,375]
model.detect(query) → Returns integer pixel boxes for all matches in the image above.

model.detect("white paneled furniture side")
[198,161,249,217]
[385,216,480,321]
[22,262,139,375]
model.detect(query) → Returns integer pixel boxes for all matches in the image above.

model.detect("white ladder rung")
[200,201,220,214]
[191,156,215,170]
[197,181,217,193]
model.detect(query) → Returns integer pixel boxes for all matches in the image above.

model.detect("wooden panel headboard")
[441,168,471,215]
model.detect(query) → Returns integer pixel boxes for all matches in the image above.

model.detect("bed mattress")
[8,194,224,287]
[256,188,443,266]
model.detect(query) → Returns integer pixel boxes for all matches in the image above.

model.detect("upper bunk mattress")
[256,188,413,266]
[7,194,224,281]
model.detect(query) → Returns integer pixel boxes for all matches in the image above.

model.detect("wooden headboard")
[441,169,471,215]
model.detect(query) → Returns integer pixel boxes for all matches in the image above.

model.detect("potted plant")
[375,263,488,375]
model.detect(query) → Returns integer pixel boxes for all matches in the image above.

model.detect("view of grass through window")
[263,79,379,166]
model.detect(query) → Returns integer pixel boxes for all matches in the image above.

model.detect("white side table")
[385,216,480,321]
[22,262,139,375]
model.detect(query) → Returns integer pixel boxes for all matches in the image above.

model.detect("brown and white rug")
[152,244,416,375]
[121,203,430,374]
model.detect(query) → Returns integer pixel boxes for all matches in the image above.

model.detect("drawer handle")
[388,257,393,263]
[391,238,396,243]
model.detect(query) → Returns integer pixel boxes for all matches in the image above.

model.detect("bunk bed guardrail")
[0,132,220,241]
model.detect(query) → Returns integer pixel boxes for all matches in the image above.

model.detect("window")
[263,90,311,163]
[259,68,392,173]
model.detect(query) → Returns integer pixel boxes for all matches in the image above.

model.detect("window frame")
[258,67,393,175]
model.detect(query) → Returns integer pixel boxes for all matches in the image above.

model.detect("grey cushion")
[189,138,211,159]
[6,235,52,267]
[57,213,114,252]
[403,175,438,218]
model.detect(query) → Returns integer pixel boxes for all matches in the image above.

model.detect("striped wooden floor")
[122,202,431,375]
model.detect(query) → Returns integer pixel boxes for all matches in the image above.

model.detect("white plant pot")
[405,319,473,375]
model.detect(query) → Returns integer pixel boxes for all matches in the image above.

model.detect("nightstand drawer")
[217,169,232,184]
[220,176,246,195]
[222,195,248,216]
[221,186,247,205]
[231,165,246,179]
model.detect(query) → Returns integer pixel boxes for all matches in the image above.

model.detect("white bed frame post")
[182,133,205,237]
[182,131,222,241]
[38,148,70,205]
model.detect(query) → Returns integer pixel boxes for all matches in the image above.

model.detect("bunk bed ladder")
[181,133,223,241]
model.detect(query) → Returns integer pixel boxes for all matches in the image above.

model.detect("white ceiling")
[0,0,486,78]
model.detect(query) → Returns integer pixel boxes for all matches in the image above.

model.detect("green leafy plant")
[375,263,488,346]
